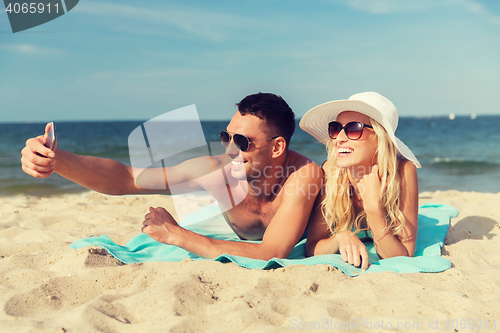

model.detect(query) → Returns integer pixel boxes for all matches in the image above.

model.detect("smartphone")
[45,121,56,150]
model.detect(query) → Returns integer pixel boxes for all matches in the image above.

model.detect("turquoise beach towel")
[71,203,458,277]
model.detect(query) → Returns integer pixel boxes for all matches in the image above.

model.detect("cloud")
[342,0,450,14]
[0,44,64,55]
[75,2,273,41]
[341,0,500,25]
[76,67,214,98]
[458,0,500,26]
[85,68,209,81]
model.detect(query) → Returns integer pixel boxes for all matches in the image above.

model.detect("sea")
[1,115,500,196]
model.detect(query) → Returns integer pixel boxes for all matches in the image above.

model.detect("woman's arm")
[361,161,419,258]
[395,160,419,256]
[305,179,370,271]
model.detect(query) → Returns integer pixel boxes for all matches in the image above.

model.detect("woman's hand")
[334,231,370,271]
[357,165,387,214]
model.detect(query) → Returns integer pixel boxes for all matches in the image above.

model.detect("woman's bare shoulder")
[398,157,418,191]
[398,157,417,173]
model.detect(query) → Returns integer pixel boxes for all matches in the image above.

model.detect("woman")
[299,92,421,271]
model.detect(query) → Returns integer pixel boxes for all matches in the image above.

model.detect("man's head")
[224,93,295,181]
[236,92,295,148]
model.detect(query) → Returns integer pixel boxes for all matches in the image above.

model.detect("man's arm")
[142,162,323,260]
[21,123,222,196]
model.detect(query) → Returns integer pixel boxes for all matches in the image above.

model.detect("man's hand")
[21,122,57,178]
[142,207,180,245]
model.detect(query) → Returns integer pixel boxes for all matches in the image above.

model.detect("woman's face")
[333,111,378,170]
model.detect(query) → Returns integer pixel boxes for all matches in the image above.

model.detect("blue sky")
[1,0,499,123]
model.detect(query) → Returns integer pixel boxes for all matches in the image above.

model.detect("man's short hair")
[236,92,295,148]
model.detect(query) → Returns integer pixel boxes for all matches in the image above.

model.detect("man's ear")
[272,137,287,158]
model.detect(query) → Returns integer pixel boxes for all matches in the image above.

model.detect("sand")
[0,190,499,332]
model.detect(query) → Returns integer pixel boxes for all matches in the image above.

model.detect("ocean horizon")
[1,115,499,196]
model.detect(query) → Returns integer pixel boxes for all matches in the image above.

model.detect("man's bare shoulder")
[286,150,315,166]
[284,150,323,181]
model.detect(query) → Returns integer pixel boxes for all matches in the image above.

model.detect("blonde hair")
[321,118,406,236]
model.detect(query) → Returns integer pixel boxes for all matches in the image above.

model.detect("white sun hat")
[299,91,421,168]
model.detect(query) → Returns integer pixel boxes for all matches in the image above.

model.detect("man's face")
[224,112,275,181]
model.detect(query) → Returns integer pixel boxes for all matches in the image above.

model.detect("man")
[21,93,323,260]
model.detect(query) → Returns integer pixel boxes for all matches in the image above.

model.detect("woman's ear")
[272,137,287,158]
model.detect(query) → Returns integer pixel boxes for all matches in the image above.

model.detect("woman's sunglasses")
[219,130,278,152]
[328,121,373,140]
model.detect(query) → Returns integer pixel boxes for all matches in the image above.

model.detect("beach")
[3,0,499,330]
[0,190,499,332]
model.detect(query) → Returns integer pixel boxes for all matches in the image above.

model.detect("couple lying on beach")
[21,91,421,271]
